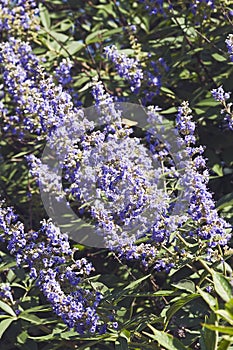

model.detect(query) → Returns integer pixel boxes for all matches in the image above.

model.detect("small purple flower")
[55,59,73,86]
[0,284,13,302]
[104,45,143,93]
[225,34,233,62]
[211,86,233,130]
[0,0,39,38]
[211,86,231,102]
[138,0,166,16]
[0,200,114,334]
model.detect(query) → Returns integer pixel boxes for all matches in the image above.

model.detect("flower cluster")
[55,58,73,86]
[190,0,215,16]
[54,58,81,107]
[142,58,169,103]
[0,284,13,303]
[0,0,39,40]
[138,0,214,17]
[175,102,230,251]
[0,202,113,334]
[1,21,231,271]
[104,45,143,93]
[0,0,232,342]
[211,86,233,130]
[27,79,230,270]
[0,38,42,136]
[225,34,233,62]
[138,0,167,16]
[0,38,82,137]
[211,86,231,102]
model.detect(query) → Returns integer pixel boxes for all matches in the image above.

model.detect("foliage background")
[0,0,233,349]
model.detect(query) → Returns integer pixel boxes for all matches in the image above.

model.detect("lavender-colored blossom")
[190,0,215,14]
[211,86,233,130]
[0,0,39,38]
[0,38,82,136]
[176,101,231,248]
[141,58,168,104]
[104,45,143,93]
[138,0,166,16]
[211,86,231,102]
[0,284,13,302]
[225,34,233,62]
[26,80,231,269]
[0,201,112,334]
[54,58,81,107]
[0,26,231,275]
[176,101,196,147]
[138,0,214,17]
[55,58,73,85]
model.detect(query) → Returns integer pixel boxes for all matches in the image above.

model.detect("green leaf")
[212,272,232,302]
[78,81,93,92]
[28,333,55,342]
[65,41,84,56]
[18,313,44,325]
[216,310,233,326]
[225,298,233,316]
[39,4,51,29]
[73,76,90,87]
[202,325,233,336]
[0,300,16,317]
[85,29,107,45]
[217,193,233,211]
[171,279,195,293]
[196,98,219,107]
[102,28,123,38]
[49,31,69,43]
[94,3,115,16]
[160,87,176,99]
[22,305,51,313]
[0,261,16,272]
[0,318,16,338]
[165,293,199,327]
[17,330,28,344]
[160,107,177,114]
[211,53,227,62]
[143,324,189,350]
[196,286,217,310]
[217,338,232,350]
[212,164,223,177]
[200,311,217,350]
[123,274,151,291]
[115,336,129,350]
[0,315,11,320]
[120,329,131,341]
[123,290,174,298]
[90,281,109,294]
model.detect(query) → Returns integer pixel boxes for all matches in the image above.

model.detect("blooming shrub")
[0,0,233,349]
